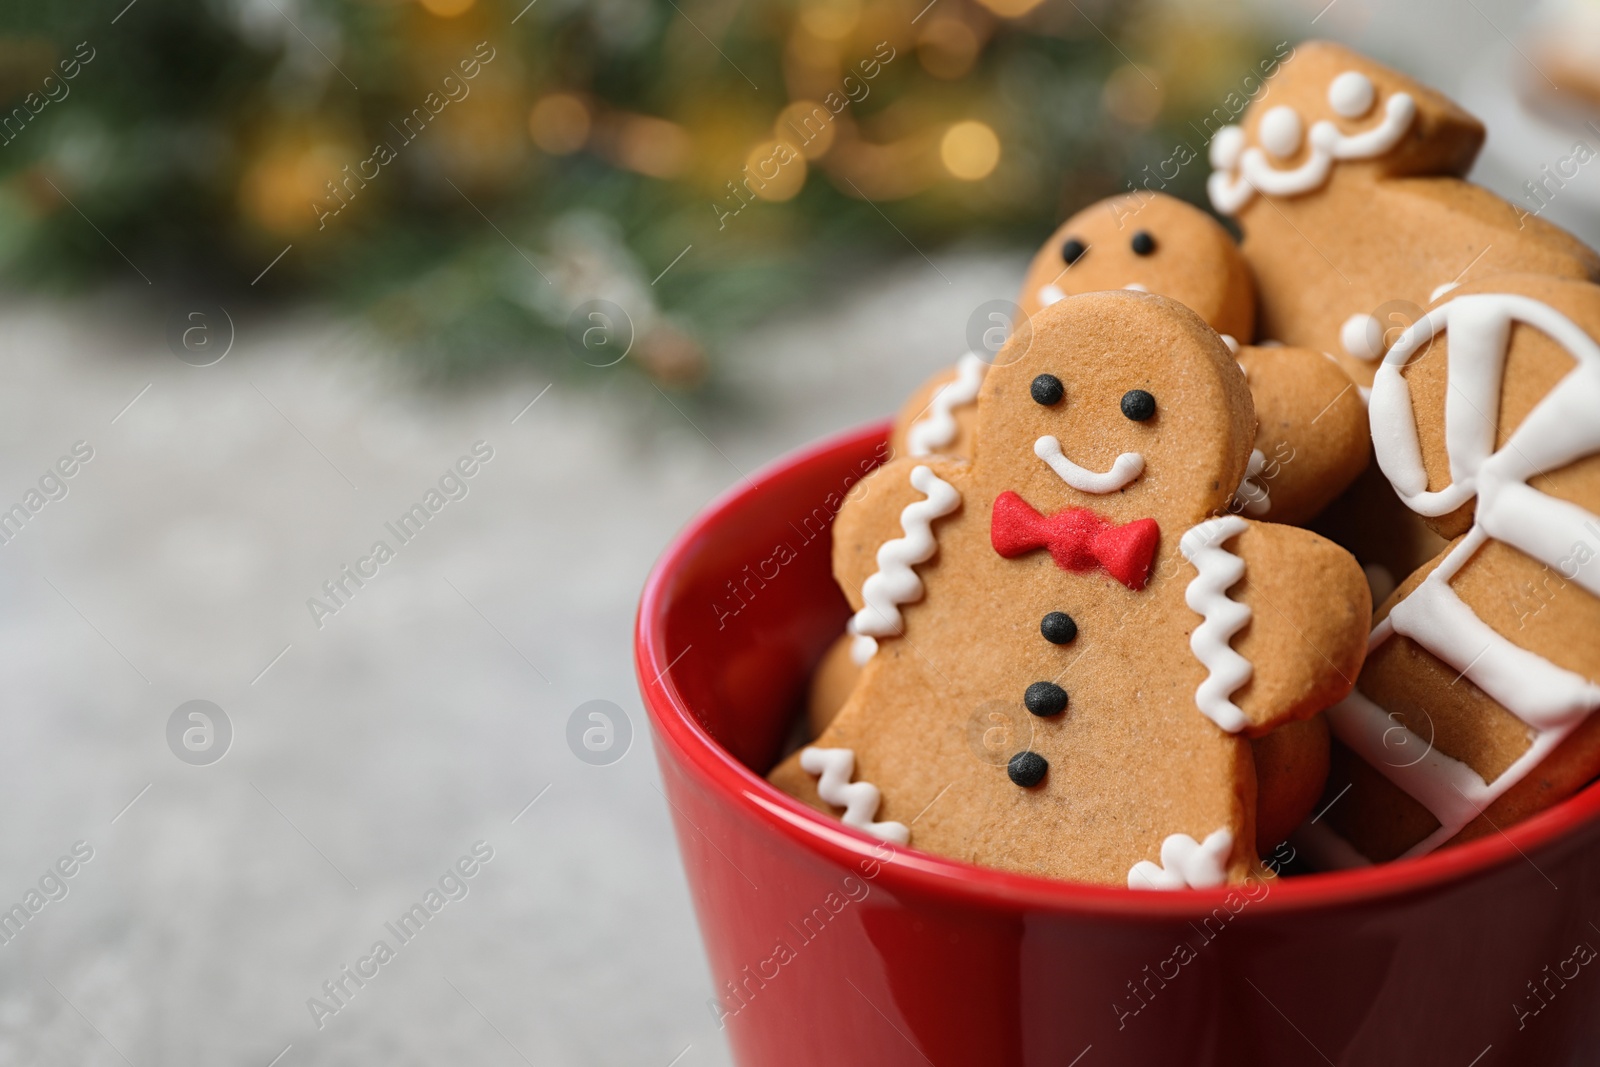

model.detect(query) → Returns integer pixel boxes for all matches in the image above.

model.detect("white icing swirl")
[907,352,986,457]
[1128,829,1233,889]
[1179,516,1253,733]
[1034,436,1144,494]
[848,464,960,665]
[1207,76,1416,215]
[800,747,910,844]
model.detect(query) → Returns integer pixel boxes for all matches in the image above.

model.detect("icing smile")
[1035,435,1144,493]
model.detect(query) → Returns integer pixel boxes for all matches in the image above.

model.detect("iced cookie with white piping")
[1206,39,1600,391]
[771,290,1370,886]
[1308,274,1600,864]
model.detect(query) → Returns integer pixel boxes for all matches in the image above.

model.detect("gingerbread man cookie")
[1304,274,1600,865]
[1207,40,1600,391]
[895,192,1369,526]
[772,291,1370,886]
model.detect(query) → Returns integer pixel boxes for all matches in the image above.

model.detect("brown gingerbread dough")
[809,630,1332,856]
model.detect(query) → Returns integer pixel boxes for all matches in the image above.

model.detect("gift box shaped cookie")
[1318,274,1600,862]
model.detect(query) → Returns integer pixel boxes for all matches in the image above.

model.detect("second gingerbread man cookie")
[895,192,1368,526]
[772,290,1370,886]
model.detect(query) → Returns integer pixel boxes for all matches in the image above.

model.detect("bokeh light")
[744,140,808,201]
[775,101,837,160]
[917,17,981,80]
[971,0,1045,18]
[417,0,476,17]
[940,120,1000,181]
[530,93,592,155]
[611,115,692,179]
[798,0,862,41]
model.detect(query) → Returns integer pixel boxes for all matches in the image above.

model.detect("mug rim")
[636,419,1600,918]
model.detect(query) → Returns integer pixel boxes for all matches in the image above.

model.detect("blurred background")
[0,0,1596,1063]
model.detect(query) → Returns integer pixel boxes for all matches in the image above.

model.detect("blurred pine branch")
[0,0,1273,385]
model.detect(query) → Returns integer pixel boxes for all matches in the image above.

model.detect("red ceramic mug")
[635,421,1600,1067]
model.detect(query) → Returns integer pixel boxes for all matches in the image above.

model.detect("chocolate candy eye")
[1131,231,1156,256]
[1061,238,1087,265]
[1031,374,1065,406]
[1008,751,1048,788]
[1121,389,1156,421]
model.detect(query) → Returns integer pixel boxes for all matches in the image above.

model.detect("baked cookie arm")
[1180,517,1370,737]
[1234,345,1369,526]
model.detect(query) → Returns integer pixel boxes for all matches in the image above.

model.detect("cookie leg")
[1235,345,1369,526]
[807,632,862,738]
[1251,715,1330,855]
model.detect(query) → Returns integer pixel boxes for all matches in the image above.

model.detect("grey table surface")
[0,250,1018,1066]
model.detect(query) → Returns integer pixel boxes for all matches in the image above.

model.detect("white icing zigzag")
[799,747,910,845]
[1179,516,1253,733]
[1207,70,1415,215]
[907,352,987,457]
[848,465,961,665]
[1128,829,1234,890]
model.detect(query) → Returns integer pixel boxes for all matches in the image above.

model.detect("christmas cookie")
[1206,39,1600,390]
[771,290,1370,886]
[894,192,1369,525]
[1309,274,1600,863]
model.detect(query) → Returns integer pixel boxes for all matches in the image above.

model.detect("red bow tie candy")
[991,491,1160,590]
